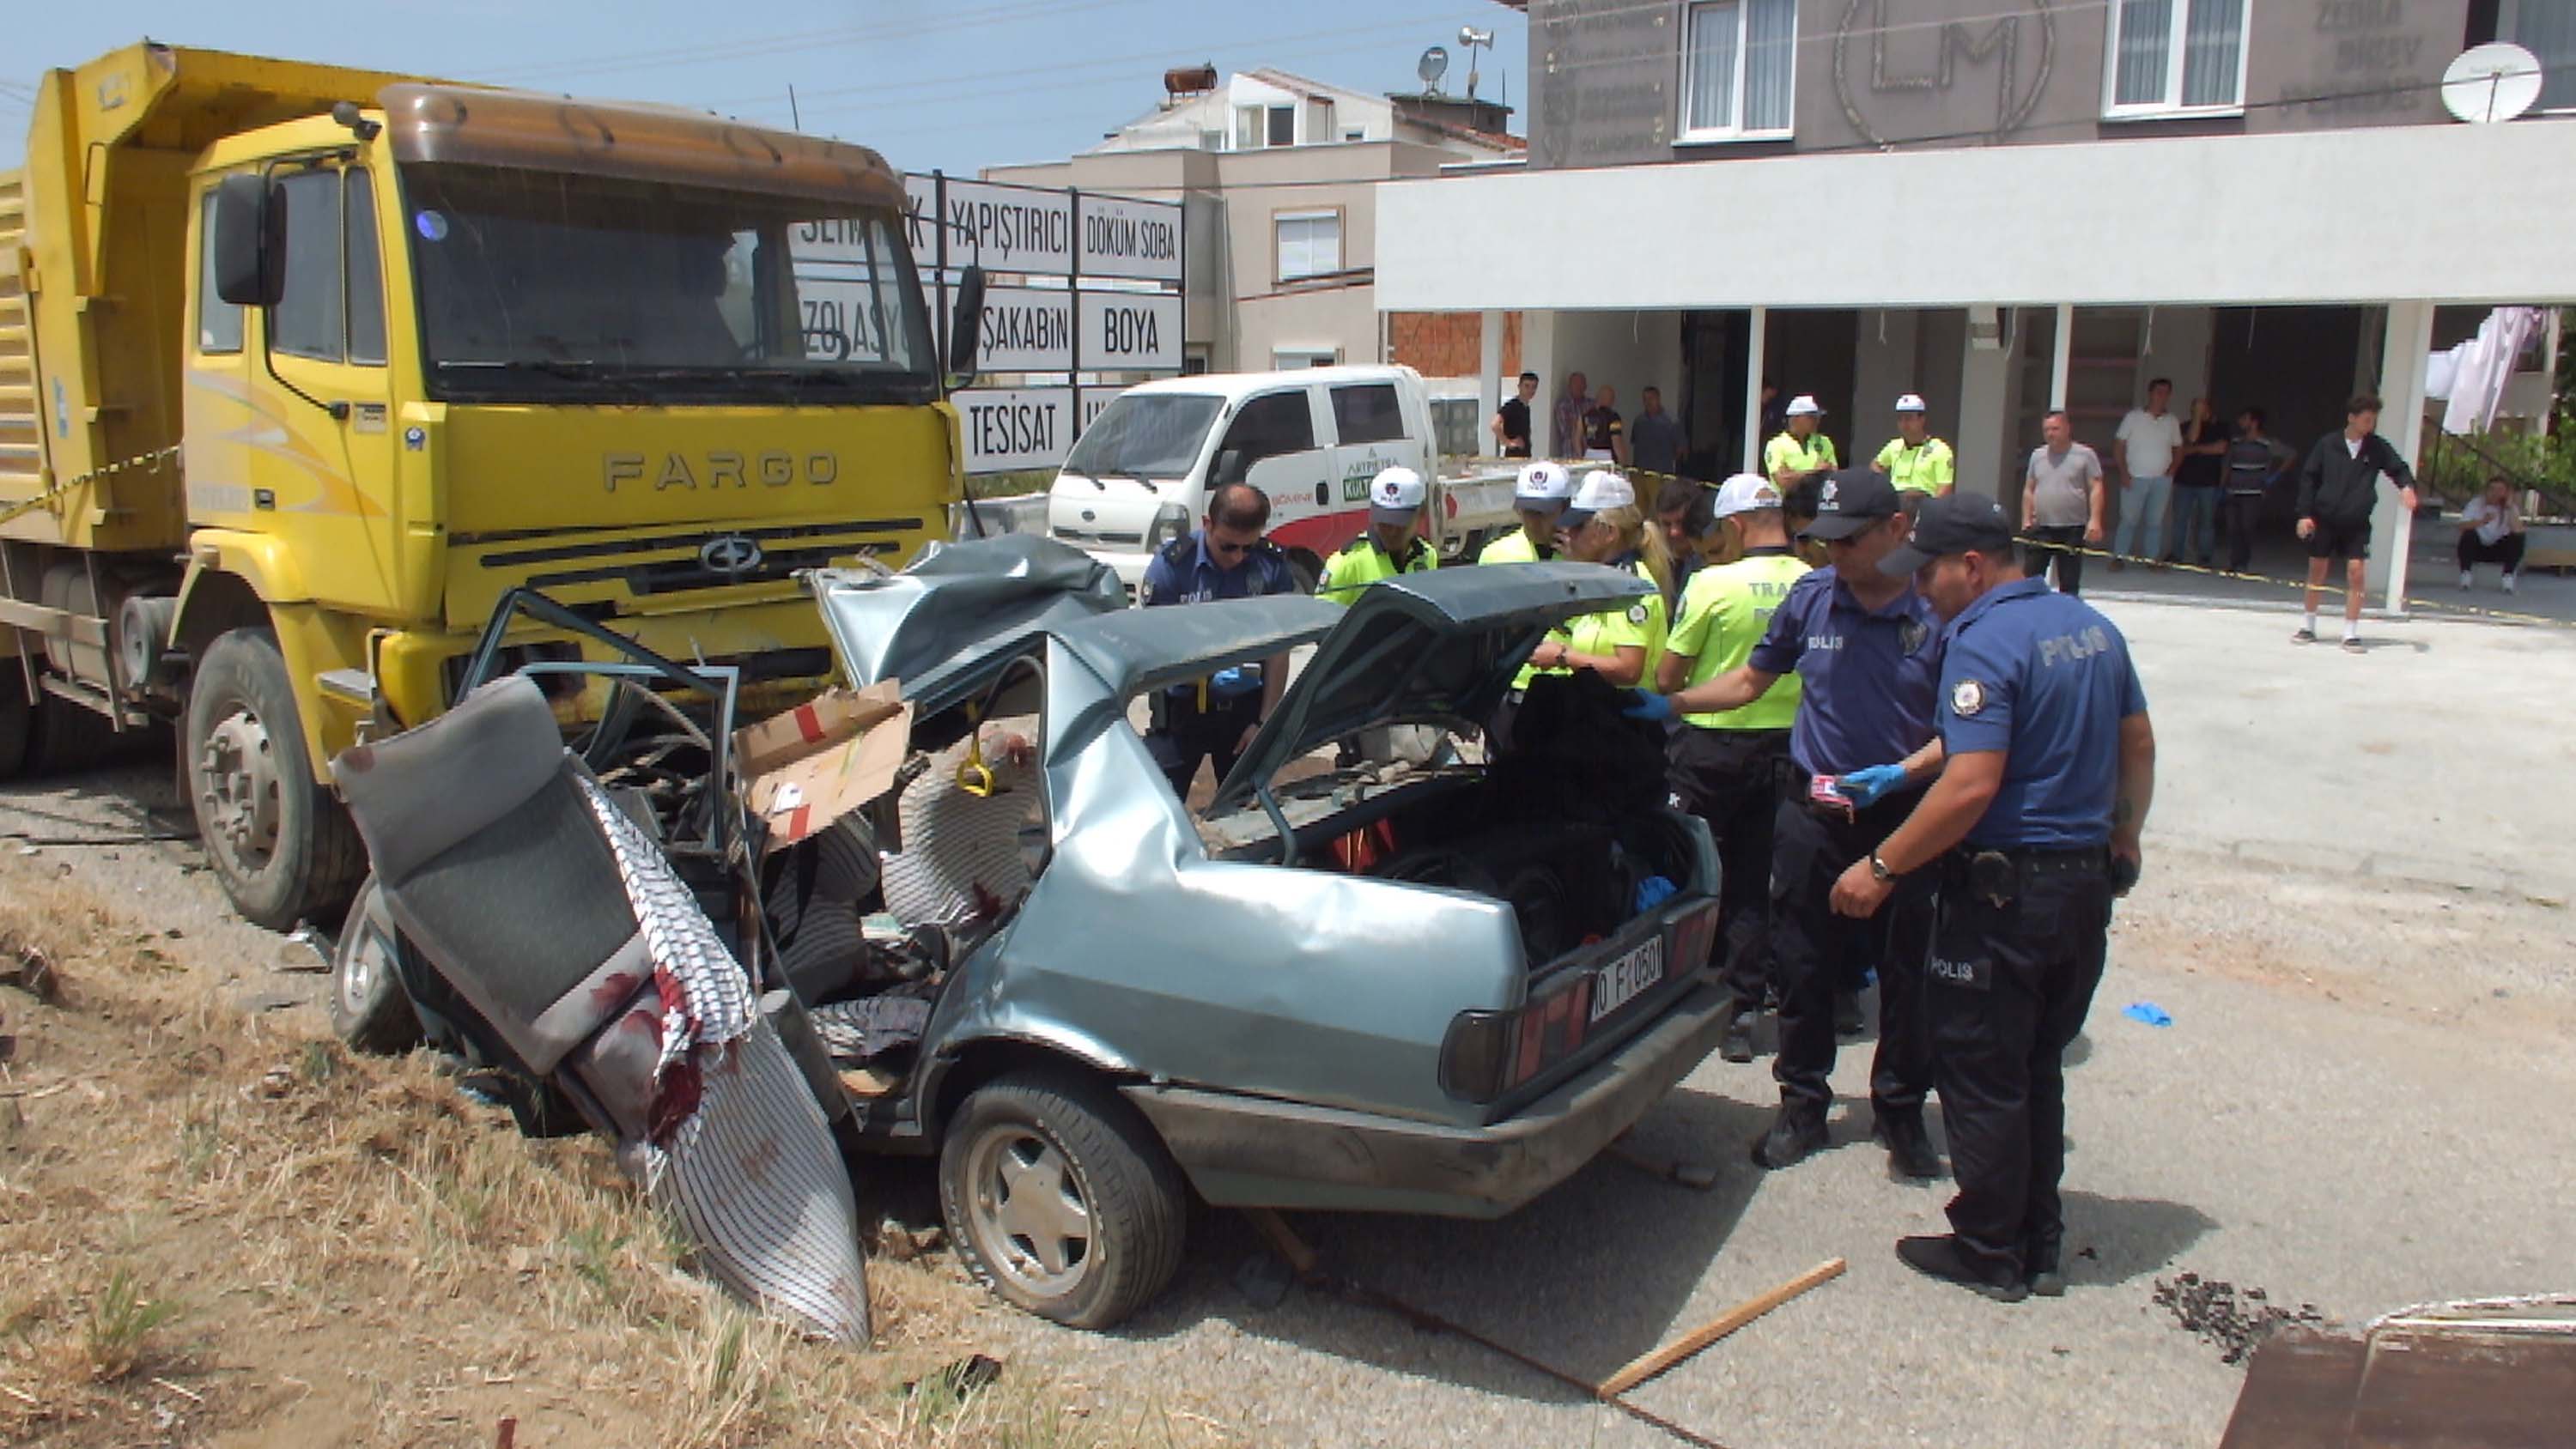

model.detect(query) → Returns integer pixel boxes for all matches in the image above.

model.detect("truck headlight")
[1145,503,1191,552]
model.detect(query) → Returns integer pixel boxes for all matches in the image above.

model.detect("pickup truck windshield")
[1062,393,1223,480]
[402,163,935,404]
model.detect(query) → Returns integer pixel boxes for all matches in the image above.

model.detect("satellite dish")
[1418,45,1449,91]
[2441,42,2543,124]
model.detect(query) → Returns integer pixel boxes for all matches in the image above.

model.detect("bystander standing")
[2022,410,2106,596]
[1583,385,1629,465]
[1631,385,1688,478]
[2111,379,2184,571]
[2165,397,2227,567]
[2293,392,2419,652]
[2221,407,2295,573]
[1491,371,1539,458]
[1552,371,1590,459]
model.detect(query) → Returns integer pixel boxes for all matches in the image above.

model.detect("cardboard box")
[733,681,913,853]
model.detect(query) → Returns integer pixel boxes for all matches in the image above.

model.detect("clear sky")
[0,1,1527,175]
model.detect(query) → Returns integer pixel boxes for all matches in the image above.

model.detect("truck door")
[240,161,397,613]
[1326,378,1413,514]
[1207,386,1334,563]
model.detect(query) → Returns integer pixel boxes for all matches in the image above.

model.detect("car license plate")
[1589,937,1665,1024]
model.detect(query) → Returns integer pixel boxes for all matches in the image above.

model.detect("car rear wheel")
[331,876,425,1054]
[185,628,365,931]
[939,1070,1187,1330]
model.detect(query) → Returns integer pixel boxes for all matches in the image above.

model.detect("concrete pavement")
[963,592,2576,1449]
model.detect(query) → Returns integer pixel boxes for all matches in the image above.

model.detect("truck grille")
[1051,524,1144,547]
[467,518,921,599]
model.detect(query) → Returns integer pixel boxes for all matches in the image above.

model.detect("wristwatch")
[1868,851,1896,883]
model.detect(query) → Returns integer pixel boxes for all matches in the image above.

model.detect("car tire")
[185,628,366,931]
[939,1070,1187,1330]
[331,876,425,1054]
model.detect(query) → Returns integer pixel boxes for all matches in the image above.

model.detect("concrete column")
[1476,309,1504,458]
[2372,299,2435,610]
[2049,303,2075,410]
[1955,310,2019,506]
[1742,306,1768,475]
[1522,310,1558,459]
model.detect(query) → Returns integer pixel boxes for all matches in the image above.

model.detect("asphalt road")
[7,593,2573,1449]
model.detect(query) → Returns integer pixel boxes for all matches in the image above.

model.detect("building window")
[1273,346,1339,369]
[1234,106,1261,149]
[2503,0,2576,112]
[1268,105,1297,147]
[1274,210,1342,282]
[1681,0,1796,140]
[1343,127,1366,142]
[2105,0,2246,116]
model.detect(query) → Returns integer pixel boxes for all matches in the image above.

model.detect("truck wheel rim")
[964,1125,1094,1300]
[199,707,282,871]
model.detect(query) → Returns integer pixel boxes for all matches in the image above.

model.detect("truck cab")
[0,44,977,931]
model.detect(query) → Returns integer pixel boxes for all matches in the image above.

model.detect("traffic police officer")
[1764,394,1839,522]
[1139,481,1298,797]
[1656,474,1810,1064]
[1829,492,2154,1302]
[1632,468,1944,1179]
[1871,393,1956,512]
[1480,461,1573,566]
[1319,466,1437,604]
[1527,470,1669,687]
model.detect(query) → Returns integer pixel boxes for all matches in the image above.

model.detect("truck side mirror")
[946,264,986,383]
[210,173,282,309]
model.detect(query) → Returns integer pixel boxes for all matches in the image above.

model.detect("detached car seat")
[331,676,870,1342]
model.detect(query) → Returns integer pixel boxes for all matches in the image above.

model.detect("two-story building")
[1380,0,2575,597]
[984,68,1522,391]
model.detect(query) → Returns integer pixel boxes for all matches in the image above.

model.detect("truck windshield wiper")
[436,358,659,400]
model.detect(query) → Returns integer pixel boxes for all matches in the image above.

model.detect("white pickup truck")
[1046,365,1522,595]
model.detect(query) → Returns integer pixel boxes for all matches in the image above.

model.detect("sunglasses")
[1206,537,1254,557]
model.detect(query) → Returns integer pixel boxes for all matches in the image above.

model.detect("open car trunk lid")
[1206,562,1656,815]
[807,536,1127,718]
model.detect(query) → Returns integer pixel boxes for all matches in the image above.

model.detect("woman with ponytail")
[1525,470,1670,688]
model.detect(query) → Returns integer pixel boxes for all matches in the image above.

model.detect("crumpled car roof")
[806,536,1126,716]
[1052,595,1340,699]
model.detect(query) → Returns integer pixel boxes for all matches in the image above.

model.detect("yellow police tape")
[2031,537,2571,631]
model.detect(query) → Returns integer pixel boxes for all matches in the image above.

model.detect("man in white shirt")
[2457,475,2527,593]
[2111,379,2184,572]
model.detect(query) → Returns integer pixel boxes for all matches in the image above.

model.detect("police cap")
[1881,492,2017,576]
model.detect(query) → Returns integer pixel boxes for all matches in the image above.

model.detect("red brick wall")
[1388,311,1522,379]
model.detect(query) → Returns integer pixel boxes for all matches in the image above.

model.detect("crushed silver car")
[808,536,1729,1329]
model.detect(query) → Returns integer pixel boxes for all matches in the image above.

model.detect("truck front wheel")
[185,628,365,931]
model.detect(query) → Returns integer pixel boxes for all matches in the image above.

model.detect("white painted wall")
[1538,310,1685,460]
[1377,121,2576,311]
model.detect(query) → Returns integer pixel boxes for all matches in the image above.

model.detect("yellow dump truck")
[0,44,983,928]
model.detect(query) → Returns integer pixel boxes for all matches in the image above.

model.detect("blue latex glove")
[1623,690,1674,724]
[1634,875,1678,912]
[1835,763,1908,808]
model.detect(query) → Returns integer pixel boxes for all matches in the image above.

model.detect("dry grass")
[0,862,1240,1448]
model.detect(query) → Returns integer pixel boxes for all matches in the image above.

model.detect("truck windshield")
[401,163,935,404]
[1062,394,1223,480]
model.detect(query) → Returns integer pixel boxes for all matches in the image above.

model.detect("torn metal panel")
[2222,1296,2576,1449]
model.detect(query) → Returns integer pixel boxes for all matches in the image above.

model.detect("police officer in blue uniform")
[1139,482,1299,797]
[1828,493,2155,1302]
[1632,469,1947,1179]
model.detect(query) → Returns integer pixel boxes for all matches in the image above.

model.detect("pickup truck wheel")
[940,1071,1187,1330]
[0,685,27,779]
[186,628,366,931]
[331,876,424,1054]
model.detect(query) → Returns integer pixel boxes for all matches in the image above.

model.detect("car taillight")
[1672,902,1720,975]
[1437,969,1596,1105]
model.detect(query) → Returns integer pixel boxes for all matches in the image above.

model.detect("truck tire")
[331,876,425,1054]
[26,694,120,775]
[185,628,366,931]
[940,1070,1188,1330]
[0,685,28,779]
